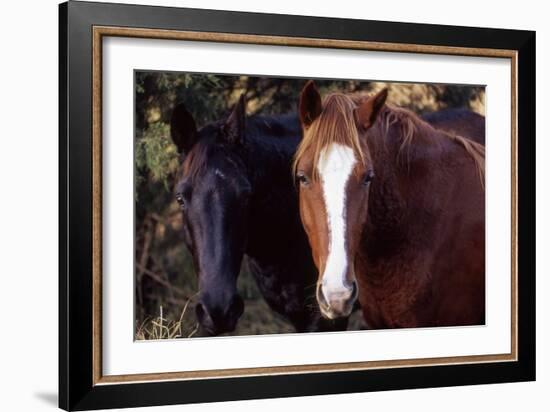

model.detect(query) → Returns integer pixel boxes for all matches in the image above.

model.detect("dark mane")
[183,114,300,183]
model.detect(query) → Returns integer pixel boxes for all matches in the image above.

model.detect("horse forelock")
[182,138,212,182]
[293,93,365,181]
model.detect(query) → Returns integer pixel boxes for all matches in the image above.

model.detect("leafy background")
[134,71,485,339]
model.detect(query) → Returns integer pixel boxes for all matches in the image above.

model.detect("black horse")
[170,95,348,335]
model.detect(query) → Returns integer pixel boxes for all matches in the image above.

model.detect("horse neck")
[365,115,449,243]
[246,145,296,192]
[242,117,307,259]
[243,115,300,192]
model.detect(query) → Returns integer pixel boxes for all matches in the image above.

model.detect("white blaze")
[317,143,356,303]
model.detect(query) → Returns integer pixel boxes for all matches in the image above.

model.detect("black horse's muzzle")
[195,294,244,336]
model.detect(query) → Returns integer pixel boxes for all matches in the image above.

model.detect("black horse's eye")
[175,193,186,209]
[296,171,309,186]
[363,170,374,186]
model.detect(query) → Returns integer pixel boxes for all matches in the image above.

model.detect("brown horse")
[294,81,485,328]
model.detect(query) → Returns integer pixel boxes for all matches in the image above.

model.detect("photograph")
[134,72,486,339]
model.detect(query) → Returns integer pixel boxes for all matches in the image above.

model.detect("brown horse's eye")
[296,171,309,186]
[363,170,374,186]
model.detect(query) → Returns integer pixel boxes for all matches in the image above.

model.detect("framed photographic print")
[59,1,536,410]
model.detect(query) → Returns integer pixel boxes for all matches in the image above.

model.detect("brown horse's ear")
[299,80,323,129]
[222,94,246,144]
[170,103,198,155]
[355,88,388,130]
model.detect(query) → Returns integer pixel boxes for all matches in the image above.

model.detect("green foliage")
[135,122,179,190]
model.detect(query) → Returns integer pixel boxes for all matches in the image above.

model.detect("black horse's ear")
[170,103,198,154]
[299,80,322,129]
[355,88,388,130]
[222,94,247,144]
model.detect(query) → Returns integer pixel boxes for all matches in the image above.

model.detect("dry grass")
[135,288,367,340]
[136,295,200,340]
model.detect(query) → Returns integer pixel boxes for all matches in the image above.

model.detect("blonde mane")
[293,92,485,187]
[293,94,364,181]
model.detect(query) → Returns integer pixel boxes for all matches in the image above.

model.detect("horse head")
[293,81,387,320]
[170,95,251,335]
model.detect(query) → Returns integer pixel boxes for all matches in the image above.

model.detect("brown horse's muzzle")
[316,280,358,320]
